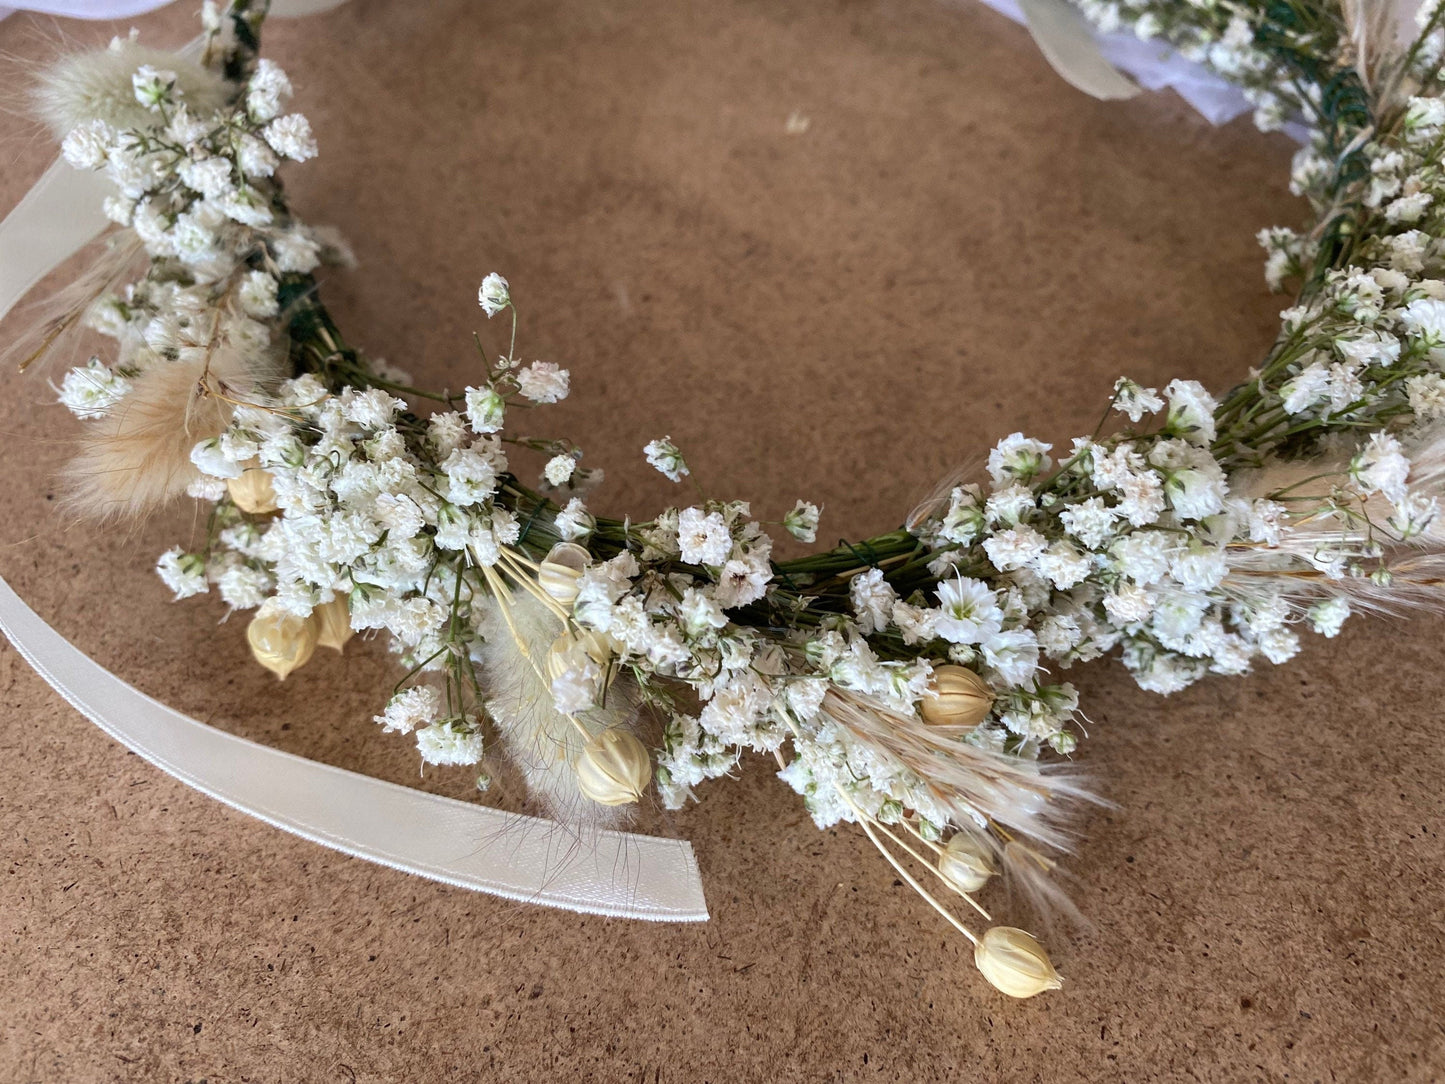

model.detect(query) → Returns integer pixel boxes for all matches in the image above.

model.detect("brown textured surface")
[1,1,1443,1081]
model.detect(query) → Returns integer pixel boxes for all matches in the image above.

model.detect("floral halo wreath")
[13,0,1445,998]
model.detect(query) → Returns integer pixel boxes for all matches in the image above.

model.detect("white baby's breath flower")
[677,507,732,566]
[191,437,244,479]
[263,114,318,161]
[1058,496,1116,550]
[271,228,321,273]
[247,57,293,121]
[987,433,1052,486]
[57,358,131,418]
[1307,597,1350,638]
[60,119,112,170]
[934,577,1003,645]
[416,718,485,765]
[237,270,279,319]
[982,525,1047,572]
[131,64,176,109]
[375,686,441,735]
[1351,432,1411,503]
[783,499,820,543]
[1407,373,1445,419]
[644,436,689,482]
[478,273,510,317]
[544,454,576,486]
[1164,379,1217,444]
[516,361,569,403]
[464,385,505,433]
[1111,378,1164,423]
[554,497,595,541]
[157,548,207,599]
[850,568,897,635]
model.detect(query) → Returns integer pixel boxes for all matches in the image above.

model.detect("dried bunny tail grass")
[820,688,1100,854]
[62,344,274,519]
[1001,840,1091,936]
[475,592,638,831]
[905,454,986,533]
[32,39,230,139]
[1341,0,1406,93]
[1226,425,1445,611]
[0,232,144,376]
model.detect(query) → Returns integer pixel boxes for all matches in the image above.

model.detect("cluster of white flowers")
[53,25,337,428]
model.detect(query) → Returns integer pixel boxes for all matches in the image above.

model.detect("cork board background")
[2,1,1443,1080]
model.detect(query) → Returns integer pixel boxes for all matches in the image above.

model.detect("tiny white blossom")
[783,500,820,543]
[464,386,506,433]
[416,719,485,765]
[544,454,576,486]
[131,65,176,109]
[237,270,279,319]
[1307,597,1350,638]
[1164,379,1218,444]
[58,358,131,419]
[263,114,318,162]
[376,686,442,735]
[60,119,112,171]
[478,273,511,317]
[677,507,733,566]
[849,569,898,635]
[1111,378,1165,423]
[987,433,1052,486]
[934,577,1003,645]
[555,497,595,541]
[515,362,569,403]
[644,436,689,482]
[157,548,207,599]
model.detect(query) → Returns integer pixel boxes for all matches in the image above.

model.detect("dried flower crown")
[16,0,1445,997]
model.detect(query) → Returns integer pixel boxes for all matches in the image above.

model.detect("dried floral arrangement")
[17,0,1445,997]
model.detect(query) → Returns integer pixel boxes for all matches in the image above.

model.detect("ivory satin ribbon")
[0,0,708,923]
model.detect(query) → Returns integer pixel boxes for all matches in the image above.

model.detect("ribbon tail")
[1015,0,1142,102]
[0,575,709,921]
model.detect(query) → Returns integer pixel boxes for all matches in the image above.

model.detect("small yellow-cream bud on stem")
[576,728,652,806]
[246,602,319,680]
[226,460,279,514]
[920,664,994,728]
[974,926,1063,998]
[313,595,353,651]
[938,831,997,894]
[537,541,591,606]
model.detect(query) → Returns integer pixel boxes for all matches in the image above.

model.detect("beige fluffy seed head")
[973,926,1063,999]
[938,831,996,894]
[246,603,319,680]
[34,40,230,138]
[64,346,280,519]
[227,461,279,514]
[920,664,994,728]
[575,728,652,806]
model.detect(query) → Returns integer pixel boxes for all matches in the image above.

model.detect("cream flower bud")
[974,926,1063,999]
[246,602,318,680]
[920,664,994,728]
[576,728,652,806]
[938,832,996,894]
[538,541,591,606]
[313,596,353,651]
[226,460,279,514]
